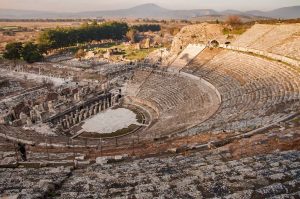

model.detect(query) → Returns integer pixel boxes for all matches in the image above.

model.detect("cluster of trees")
[3,42,43,63]
[2,22,163,63]
[131,24,161,32]
[126,24,161,43]
[226,16,242,28]
[223,16,248,35]
[38,22,129,49]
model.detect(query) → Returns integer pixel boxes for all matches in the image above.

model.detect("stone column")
[84,111,88,119]
[89,107,93,117]
[93,106,98,115]
[111,96,115,106]
[79,112,83,122]
[75,114,79,124]
[69,117,73,126]
[30,110,35,120]
[66,120,70,129]
[106,98,110,108]
[62,119,67,129]
[73,118,77,126]
[98,103,102,112]
[26,117,32,126]
[103,99,107,110]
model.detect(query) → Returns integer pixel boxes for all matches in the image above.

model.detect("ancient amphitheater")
[1,23,300,198]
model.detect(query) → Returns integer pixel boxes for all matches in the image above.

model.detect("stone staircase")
[169,44,206,72]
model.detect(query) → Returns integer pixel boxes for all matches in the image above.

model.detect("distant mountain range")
[0,4,300,20]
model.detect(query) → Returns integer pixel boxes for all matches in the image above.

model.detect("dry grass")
[0,21,83,29]
[0,21,85,52]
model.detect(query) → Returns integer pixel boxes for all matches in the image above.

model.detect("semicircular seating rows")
[180,49,300,134]
[233,24,300,61]
[126,69,220,137]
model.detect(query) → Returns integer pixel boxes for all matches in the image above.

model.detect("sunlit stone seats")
[127,69,220,137]
[233,24,300,60]
[182,50,300,133]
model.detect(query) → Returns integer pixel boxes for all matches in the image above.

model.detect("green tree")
[132,24,161,32]
[37,22,129,50]
[3,42,23,66]
[37,43,50,54]
[3,42,23,60]
[21,42,43,63]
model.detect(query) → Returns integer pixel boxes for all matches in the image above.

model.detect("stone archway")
[210,40,220,48]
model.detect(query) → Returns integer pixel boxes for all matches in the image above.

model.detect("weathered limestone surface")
[181,49,300,135]
[55,150,300,199]
[170,23,226,56]
[233,24,300,61]
[126,69,220,137]
[0,166,72,198]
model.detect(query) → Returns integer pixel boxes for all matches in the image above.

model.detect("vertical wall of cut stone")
[48,92,119,131]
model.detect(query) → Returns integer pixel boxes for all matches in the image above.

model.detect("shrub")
[3,42,23,61]
[131,24,161,32]
[3,42,43,63]
[21,42,43,63]
[226,15,242,28]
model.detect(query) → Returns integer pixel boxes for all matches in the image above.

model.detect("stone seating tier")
[233,24,300,60]
[55,150,300,198]
[182,50,300,133]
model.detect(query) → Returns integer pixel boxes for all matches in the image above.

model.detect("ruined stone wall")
[48,92,116,131]
[170,23,226,56]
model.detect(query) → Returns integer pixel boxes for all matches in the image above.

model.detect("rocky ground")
[0,121,299,198]
[55,150,300,199]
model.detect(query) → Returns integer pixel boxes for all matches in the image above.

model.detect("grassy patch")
[0,26,19,30]
[223,27,247,35]
[125,48,156,60]
[97,42,117,48]
[94,43,156,61]
[131,108,144,124]
[291,117,300,125]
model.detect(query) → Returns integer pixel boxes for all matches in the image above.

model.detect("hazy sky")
[1,0,299,12]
